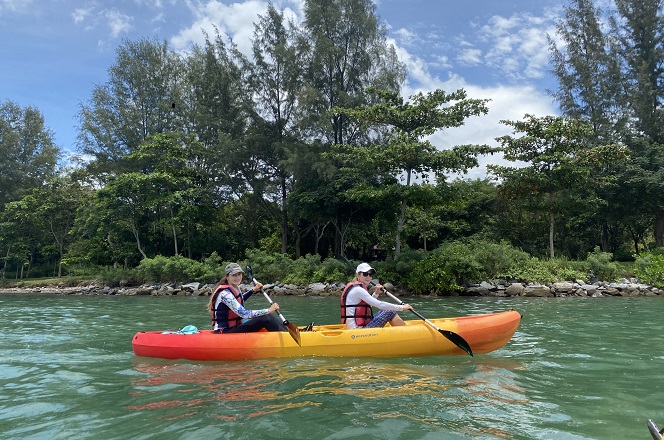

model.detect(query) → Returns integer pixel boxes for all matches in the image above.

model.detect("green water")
[1,293,663,439]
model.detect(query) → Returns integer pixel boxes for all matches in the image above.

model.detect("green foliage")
[373,248,427,286]
[0,100,60,208]
[633,252,664,288]
[504,257,587,284]
[243,249,295,282]
[133,254,223,284]
[95,267,145,287]
[312,258,349,284]
[5,1,664,282]
[244,251,347,284]
[282,254,321,284]
[407,256,461,295]
[586,246,620,281]
[406,240,531,294]
[283,254,352,284]
[332,87,492,257]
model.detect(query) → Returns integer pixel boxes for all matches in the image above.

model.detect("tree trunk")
[281,176,288,254]
[601,224,610,252]
[549,211,555,259]
[130,220,148,259]
[2,246,9,279]
[655,209,664,247]
[395,170,412,259]
[57,242,63,277]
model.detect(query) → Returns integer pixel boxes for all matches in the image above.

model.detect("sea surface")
[1,292,662,439]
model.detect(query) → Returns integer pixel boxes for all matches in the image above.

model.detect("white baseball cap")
[356,263,375,274]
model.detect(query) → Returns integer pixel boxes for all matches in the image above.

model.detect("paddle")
[245,265,301,347]
[648,419,664,440]
[337,255,473,356]
[369,280,473,357]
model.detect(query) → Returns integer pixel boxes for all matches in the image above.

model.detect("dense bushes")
[82,241,652,294]
[633,251,664,288]
[244,250,348,284]
[406,240,531,294]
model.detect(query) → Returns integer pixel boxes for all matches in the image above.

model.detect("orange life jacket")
[340,281,373,326]
[211,284,243,329]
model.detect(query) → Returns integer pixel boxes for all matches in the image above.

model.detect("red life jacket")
[340,281,373,327]
[211,284,243,329]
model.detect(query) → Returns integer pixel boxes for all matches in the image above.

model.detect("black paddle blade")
[245,265,253,280]
[440,329,473,356]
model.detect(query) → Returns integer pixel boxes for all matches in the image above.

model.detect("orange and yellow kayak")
[132,309,521,361]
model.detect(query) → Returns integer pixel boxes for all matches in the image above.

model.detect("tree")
[0,100,59,208]
[489,115,627,259]
[333,88,491,257]
[84,132,211,262]
[612,0,664,246]
[0,197,43,278]
[299,0,406,145]
[549,0,627,143]
[613,0,664,144]
[239,5,305,254]
[294,0,406,256]
[28,176,89,277]
[550,0,664,248]
[77,38,186,178]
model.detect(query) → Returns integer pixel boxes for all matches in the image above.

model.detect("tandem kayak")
[132,309,521,361]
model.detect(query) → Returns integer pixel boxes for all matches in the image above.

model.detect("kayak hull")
[132,310,521,361]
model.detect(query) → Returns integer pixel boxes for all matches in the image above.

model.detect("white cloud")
[394,38,557,179]
[456,47,482,66]
[105,9,133,38]
[394,27,418,45]
[479,11,559,81]
[0,0,33,14]
[71,6,133,39]
[171,0,270,53]
[72,7,92,24]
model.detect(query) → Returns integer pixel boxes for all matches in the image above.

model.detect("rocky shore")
[1,278,661,297]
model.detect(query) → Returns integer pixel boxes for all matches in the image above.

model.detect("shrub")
[403,239,532,294]
[283,254,321,284]
[243,249,294,282]
[586,247,619,281]
[96,267,145,286]
[633,252,664,288]
[406,254,461,295]
[135,255,207,283]
[503,257,587,284]
[313,257,349,284]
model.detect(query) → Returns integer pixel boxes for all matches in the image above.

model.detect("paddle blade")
[440,329,473,357]
[285,321,302,346]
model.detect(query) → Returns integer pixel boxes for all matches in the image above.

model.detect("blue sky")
[1,0,567,178]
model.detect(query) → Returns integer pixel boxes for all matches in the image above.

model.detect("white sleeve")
[348,286,403,311]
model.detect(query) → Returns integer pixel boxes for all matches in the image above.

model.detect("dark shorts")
[363,310,398,328]
[218,314,287,333]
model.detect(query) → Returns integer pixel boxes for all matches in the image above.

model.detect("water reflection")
[129,356,533,437]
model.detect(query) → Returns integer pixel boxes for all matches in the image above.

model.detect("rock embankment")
[0,278,661,297]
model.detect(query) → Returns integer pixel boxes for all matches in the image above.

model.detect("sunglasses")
[361,271,375,277]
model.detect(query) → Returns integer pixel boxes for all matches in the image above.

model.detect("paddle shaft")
[251,276,289,324]
[245,264,301,347]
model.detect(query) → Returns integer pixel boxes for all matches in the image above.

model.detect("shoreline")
[1,278,661,298]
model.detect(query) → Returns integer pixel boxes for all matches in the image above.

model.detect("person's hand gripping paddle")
[246,265,301,347]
